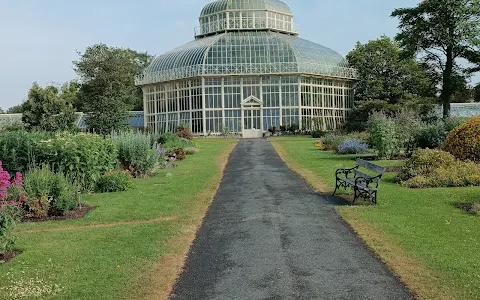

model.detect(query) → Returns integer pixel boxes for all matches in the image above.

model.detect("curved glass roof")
[137,32,356,85]
[200,0,292,17]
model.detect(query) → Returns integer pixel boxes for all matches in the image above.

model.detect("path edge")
[269,138,452,300]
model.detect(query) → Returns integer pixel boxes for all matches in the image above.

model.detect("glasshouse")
[136,0,358,137]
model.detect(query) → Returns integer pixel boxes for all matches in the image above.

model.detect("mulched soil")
[455,203,479,214]
[0,251,22,264]
[21,204,95,223]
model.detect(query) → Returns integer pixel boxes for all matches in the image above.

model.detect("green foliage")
[322,132,369,151]
[111,131,159,177]
[0,132,117,191]
[6,104,24,114]
[0,131,52,174]
[346,36,437,104]
[24,166,80,216]
[398,149,480,188]
[95,170,132,193]
[368,112,401,158]
[397,149,457,182]
[22,82,76,132]
[39,133,118,190]
[345,97,437,133]
[74,44,153,133]
[444,116,480,162]
[392,0,480,116]
[311,130,326,139]
[155,132,196,152]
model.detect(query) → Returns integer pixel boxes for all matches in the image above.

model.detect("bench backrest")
[355,159,385,176]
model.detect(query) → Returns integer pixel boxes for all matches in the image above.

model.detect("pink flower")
[12,172,23,187]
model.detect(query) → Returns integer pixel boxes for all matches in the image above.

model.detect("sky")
[0,0,433,110]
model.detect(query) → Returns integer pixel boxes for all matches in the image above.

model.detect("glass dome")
[200,0,292,17]
[136,32,356,86]
[197,0,298,37]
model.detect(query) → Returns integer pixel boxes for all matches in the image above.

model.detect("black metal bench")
[333,159,386,204]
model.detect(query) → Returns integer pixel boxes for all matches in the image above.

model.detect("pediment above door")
[241,95,263,106]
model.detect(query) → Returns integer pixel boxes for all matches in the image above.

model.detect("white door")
[243,108,263,138]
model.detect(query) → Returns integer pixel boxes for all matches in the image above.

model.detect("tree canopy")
[22,82,76,132]
[74,44,153,133]
[392,0,480,116]
[346,36,437,104]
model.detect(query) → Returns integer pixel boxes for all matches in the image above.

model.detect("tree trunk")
[441,47,454,118]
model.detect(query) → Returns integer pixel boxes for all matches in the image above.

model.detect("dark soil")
[0,251,22,263]
[22,204,95,223]
[455,203,479,215]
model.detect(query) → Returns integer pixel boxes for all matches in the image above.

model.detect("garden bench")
[333,159,386,204]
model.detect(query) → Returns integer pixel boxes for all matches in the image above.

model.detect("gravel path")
[169,139,413,300]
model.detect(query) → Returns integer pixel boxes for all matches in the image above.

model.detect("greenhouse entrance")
[241,96,263,138]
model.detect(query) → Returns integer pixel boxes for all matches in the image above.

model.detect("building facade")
[136,0,357,137]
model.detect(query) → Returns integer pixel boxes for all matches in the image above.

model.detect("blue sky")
[0,0,427,110]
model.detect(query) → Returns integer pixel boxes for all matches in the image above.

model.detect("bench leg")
[333,178,339,196]
[352,187,358,204]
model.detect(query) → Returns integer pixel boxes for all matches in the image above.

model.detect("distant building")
[135,0,357,137]
[436,103,480,118]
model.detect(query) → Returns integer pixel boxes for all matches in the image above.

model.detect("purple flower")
[337,139,368,155]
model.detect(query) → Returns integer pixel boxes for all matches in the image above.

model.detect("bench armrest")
[336,166,358,177]
[355,174,382,188]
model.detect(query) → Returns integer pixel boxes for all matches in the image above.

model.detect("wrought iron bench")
[333,159,386,204]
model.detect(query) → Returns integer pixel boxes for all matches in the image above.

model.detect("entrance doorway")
[241,96,263,138]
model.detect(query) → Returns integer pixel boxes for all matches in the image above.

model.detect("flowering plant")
[0,161,26,254]
[336,139,369,155]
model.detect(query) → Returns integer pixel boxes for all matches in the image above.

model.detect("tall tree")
[22,82,76,131]
[346,36,437,104]
[0,108,4,114]
[74,44,152,133]
[392,0,480,116]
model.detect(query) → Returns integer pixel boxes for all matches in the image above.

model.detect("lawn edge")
[131,139,238,300]
[270,138,452,300]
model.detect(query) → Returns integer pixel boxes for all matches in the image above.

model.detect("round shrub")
[397,149,457,182]
[444,116,480,162]
[95,171,132,193]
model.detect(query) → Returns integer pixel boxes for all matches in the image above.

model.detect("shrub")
[0,162,25,253]
[0,131,52,174]
[411,122,446,150]
[397,149,457,182]
[176,129,193,140]
[168,148,187,161]
[322,134,348,151]
[337,139,368,155]
[368,112,401,159]
[95,170,132,193]
[39,133,118,191]
[403,160,480,188]
[0,132,117,191]
[311,130,326,139]
[24,167,80,217]
[156,132,179,145]
[444,116,480,162]
[111,131,159,177]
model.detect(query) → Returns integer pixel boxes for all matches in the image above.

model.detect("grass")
[270,136,480,300]
[0,138,237,300]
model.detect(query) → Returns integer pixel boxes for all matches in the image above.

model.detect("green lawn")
[271,136,480,300]
[0,138,237,300]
